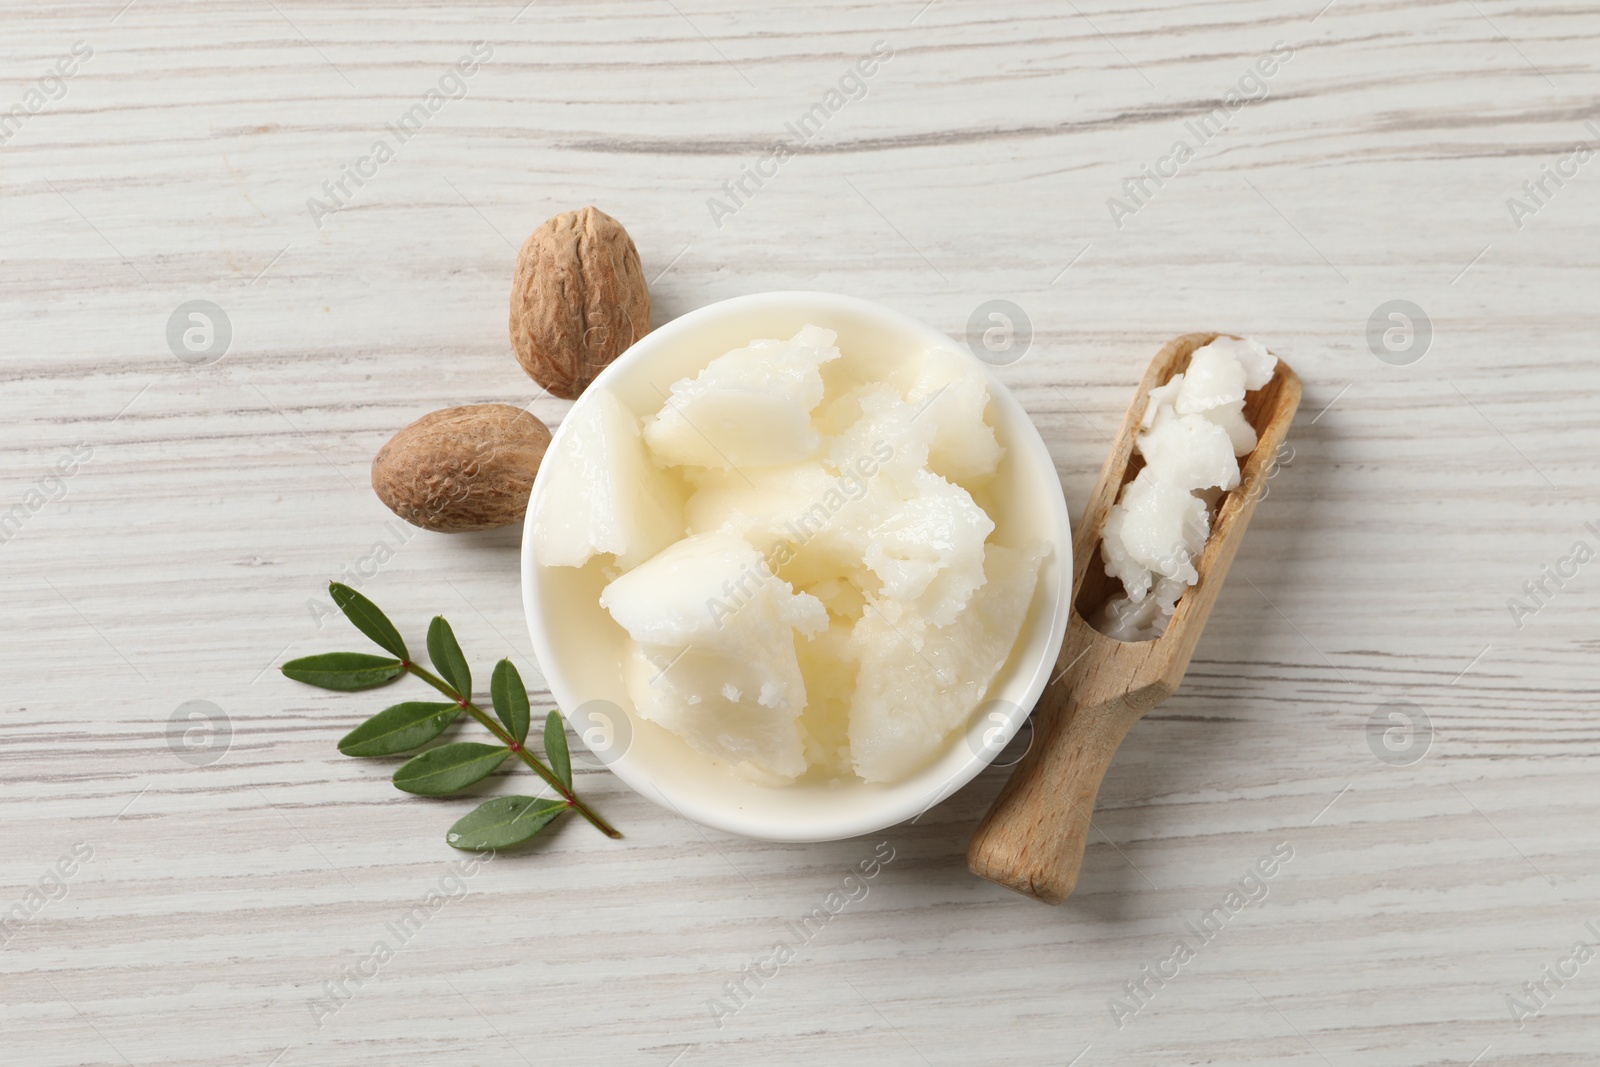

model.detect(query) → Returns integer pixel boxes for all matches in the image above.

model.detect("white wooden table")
[4,2,1597,1063]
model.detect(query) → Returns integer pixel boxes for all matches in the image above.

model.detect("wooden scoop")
[967,333,1302,904]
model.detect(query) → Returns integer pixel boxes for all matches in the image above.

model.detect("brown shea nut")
[372,404,551,533]
[509,205,651,399]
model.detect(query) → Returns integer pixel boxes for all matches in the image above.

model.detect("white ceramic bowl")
[521,291,1071,842]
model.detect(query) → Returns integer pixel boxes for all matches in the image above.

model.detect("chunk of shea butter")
[600,527,827,780]
[535,388,684,570]
[795,619,858,778]
[890,347,1004,485]
[849,543,1046,783]
[643,325,841,469]
[1137,407,1240,492]
[825,387,994,625]
[1207,335,1277,390]
[856,468,994,626]
[1174,344,1247,414]
[1141,374,1185,429]
[1097,336,1276,641]
[825,384,933,481]
[684,463,844,550]
[1100,468,1210,598]
[682,462,867,591]
[1201,403,1258,457]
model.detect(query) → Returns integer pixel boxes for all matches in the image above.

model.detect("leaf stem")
[403,662,621,839]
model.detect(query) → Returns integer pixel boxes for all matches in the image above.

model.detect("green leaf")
[446,796,568,851]
[490,660,530,744]
[282,652,404,691]
[329,583,408,661]
[392,742,508,796]
[338,702,460,757]
[544,710,572,789]
[427,616,471,697]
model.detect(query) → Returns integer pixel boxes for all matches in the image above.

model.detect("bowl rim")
[521,290,1072,842]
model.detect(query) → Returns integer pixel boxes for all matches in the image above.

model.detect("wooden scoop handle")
[967,616,1170,904]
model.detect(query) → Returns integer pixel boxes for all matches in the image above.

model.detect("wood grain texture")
[2,1,1597,1065]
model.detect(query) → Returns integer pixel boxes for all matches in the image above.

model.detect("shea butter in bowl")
[521,291,1071,842]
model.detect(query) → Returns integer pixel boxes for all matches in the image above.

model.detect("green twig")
[405,662,621,839]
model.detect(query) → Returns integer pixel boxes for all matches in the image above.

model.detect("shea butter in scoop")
[535,325,1045,785]
[1096,336,1277,642]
